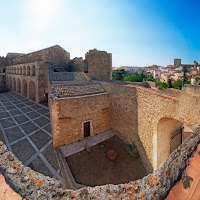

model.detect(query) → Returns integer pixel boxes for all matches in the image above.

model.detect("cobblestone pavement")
[0,91,62,182]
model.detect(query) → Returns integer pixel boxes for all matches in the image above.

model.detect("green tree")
[182,66,189,84]
[124,73,146,82]
[172,79,183,90]
[168,79,173,88]
[155,81,169,89]
[112,69,126,81]
[196,77,200,81]
[145,75,155,82]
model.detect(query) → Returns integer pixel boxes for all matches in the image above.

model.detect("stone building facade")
[11,45,70,70]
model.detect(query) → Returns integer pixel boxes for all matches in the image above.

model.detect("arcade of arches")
[6,75,45,103]
[5,61,48,103]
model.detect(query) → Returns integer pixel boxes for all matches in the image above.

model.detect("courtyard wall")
[100,82,200,172]
[50,93,111,147]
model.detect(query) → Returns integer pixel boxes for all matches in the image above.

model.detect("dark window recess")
[84,121,90,138]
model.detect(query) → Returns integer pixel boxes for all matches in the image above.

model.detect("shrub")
[125,143,139,158]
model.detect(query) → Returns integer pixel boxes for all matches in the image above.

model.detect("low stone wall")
[0,141,63,200]
[1,125,200,199]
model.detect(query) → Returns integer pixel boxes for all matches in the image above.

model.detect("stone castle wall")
[50,93,110,147]
[98,82,200,172]
[0,57,10,88]
[85,49,112,80]
[11,45,70,69]
[69,57,84,72]
[100,81,155,172]
[1,125,200,199]
[0,56,7,73]
[136,87,179,170]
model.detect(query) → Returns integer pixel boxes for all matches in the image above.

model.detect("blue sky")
[0,0,199,67]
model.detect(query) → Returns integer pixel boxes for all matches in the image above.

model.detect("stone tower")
[174,58,181,68]
[84,49,112,80]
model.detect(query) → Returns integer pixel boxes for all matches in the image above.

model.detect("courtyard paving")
[0,91,62,182]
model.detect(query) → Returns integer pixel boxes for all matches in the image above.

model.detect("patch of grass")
[125,143,139,158]
[84,143,91,152]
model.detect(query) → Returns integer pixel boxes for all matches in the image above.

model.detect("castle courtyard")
[66,135,147,187]
[0,90,62,182]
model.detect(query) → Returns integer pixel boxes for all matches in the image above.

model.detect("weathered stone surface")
[0,125,200,199]
[50,92,110,147]
[85,49,112,80]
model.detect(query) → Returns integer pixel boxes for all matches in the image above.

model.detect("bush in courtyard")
[125,143,139,158]
[84,143,91,152]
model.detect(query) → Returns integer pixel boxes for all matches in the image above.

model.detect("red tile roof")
[166,144,200,200]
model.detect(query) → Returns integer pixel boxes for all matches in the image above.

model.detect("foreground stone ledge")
[0,125,200,199]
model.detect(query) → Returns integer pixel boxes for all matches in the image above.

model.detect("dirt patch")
[66,136,147,186]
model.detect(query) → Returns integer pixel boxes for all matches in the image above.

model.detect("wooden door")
[84,121,90,138]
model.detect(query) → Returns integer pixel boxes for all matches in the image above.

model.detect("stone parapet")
[0,141,63,200]
[1,125,200,199]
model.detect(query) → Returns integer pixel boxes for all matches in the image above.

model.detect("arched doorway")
[22,79,27,97]
[17,79,21,93]
[156,117,183,168]
[13,78,16,90]
[29,81,36,101]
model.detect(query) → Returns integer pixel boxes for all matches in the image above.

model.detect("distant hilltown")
[112,58,200,85]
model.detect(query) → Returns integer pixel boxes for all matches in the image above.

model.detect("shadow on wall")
[135,88,154,173]
[100,81,154,173]
[156,117,183,168]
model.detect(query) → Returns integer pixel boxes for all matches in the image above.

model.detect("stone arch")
[27,66,30,76]
[29,81,36,100]
[13,78,16,90]
[22,79,27,97]
[17,78,21,93]
[19,67,22,75]
[23,66,26,75]
[153,117,184,169]
[31,65,35,76]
